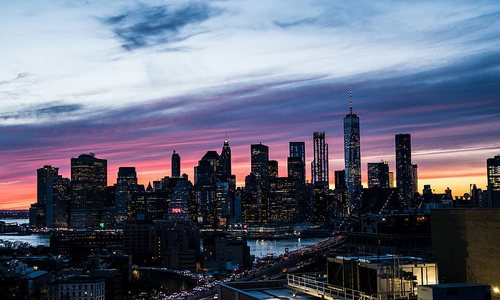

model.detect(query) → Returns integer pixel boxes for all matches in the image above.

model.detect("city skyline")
[1,0,500,209]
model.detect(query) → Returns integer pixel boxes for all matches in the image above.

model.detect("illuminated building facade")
[395,134,413,208]
[344,91,362,208]
[70,153,107,229]
[311,132,329,189]
[368,161,390,188]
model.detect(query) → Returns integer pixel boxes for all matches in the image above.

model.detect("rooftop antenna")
[349,88,353,115]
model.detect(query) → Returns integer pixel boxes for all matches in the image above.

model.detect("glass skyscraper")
[344,92,361,208]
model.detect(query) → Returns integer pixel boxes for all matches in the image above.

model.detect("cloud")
[274,18,318,29]
[0,72,32,86]
[0,102,83,121]
[103,2,222,50]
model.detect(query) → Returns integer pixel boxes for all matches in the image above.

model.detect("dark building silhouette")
[114,167,139,226]
[344,90,362,208]
[412,164,418,197]
[220,138,231,179]
[250,143,269,188]
[311,132,329,189]
[29,165,59,228]
[395,134,413,208]
[288,157,305,185]
[289,141,306,184]
[117,167,137,186]
[202,234,252,271]
[334,170,346,190]
[289,142,305,162]
[269,177,298,224]
[194,151,221,227]
[268,160,278,179]
[70,153,107,229]
[123,220,200,271]
[171,150,181,177]
[431,209,500,288]
[367,161,389,189]
[487,155,500,207]
[243,173,267,225]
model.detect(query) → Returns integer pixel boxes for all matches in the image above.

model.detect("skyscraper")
[70,153,107,229]
[220,138,232,178]
[118,167,137,186]
[288,157,305,185]
[171,150,181,177]
[29,165,70,228]
[289,141,306,181]
[194,151,220,227]
[344,89,362,206]
[37,165,59,207]
[311,132,329,188]
[368,161,390,188]
[395,134,413,208]
[412,164,418,196]
[487,155,500,206]
[251,143,269,187]
[289,142,305,163]
[334,170,346,190]
[269,160,278,179]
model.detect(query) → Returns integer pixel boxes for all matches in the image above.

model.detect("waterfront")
[0,219,325,257]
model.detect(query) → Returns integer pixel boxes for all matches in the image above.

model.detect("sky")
[0,0,499,209]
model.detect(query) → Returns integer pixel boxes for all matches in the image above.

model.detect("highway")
[183,234,346,300]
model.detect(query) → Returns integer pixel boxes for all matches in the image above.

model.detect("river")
[0,219,325,257]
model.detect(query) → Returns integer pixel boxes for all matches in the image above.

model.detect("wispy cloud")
[103,2,222,50]
[0,102,83,121]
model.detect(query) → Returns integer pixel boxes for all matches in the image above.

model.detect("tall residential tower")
[311,132,329,188]
[395,134,413,208]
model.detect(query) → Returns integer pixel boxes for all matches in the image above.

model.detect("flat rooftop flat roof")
[420,283,491,289]
[221,280,318,300]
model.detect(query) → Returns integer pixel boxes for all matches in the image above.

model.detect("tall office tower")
[220,138,232,178]
[412,164,418,196]
[251,143,270,187]
[388,172,395,188]
[289,142,306,162]
[311,132,329,188]
[51,176,71,228]
[30,166,59,228]
[334,170,346,190]
[171,150,181,177]
[115,167,138,225]
[194,151,221,227]
[487,155,500,207]
[367,161,390,188]
[29,165,70,228]
[70,153,107,229]
[37,165,59,206]
[289,141,306,181]
[395,134,413,208]
[288,157,305,185]
[344,90,362,205]
[215,181,230,226]
[269,160,278,179]
[117,167,137,186]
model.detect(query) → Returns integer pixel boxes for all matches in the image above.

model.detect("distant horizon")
[1,1,499,209]
[2,129,495,210]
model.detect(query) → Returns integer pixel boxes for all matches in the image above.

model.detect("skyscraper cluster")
[30,90,485,231]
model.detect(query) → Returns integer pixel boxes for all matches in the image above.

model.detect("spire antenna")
[349,88,353,115]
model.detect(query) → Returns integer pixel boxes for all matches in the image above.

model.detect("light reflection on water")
[0,219,324,256]
[248,237,325,258]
